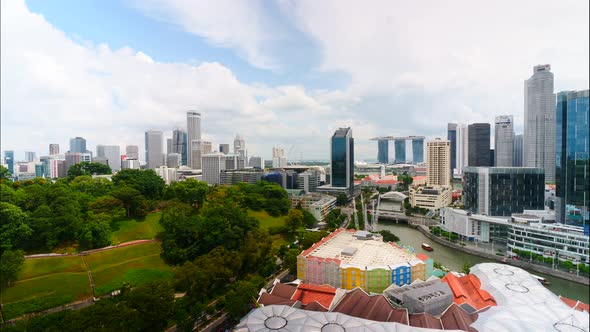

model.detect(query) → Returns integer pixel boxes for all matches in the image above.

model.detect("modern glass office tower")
[172,129,188,166]
[524,65,555,182]
[4,150,14,174]
[555,90,589,227]
[412,138,424,163]
[513,134,523,167]
[377,139,388,164]
[468,123,491,166]
[69,137,87,153]
[447,124,457,172]
[463,167,545,216]
[145,129,164,169]
[494,115,514,166]
[331,127,354,196]
[96,145,121,172]
[394,140,406,163]
[187,111,201,168]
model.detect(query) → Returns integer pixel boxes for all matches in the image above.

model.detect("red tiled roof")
[416,253,431,261]
[257,292,296,307]
[291,283,337,309]
[409,313,443,329]
[270,283,297,299]
[440,303,478,331]
[442,274,496,311]
[375,179,398,185]
[303,301,329,312]
[559,296,590,313]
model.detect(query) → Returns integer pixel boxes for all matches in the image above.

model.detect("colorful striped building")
[297,229,434,293]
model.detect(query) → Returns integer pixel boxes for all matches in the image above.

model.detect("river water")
[378,220,590,303]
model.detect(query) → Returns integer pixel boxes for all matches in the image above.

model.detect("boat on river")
[421,243,433,251]
[531,274,551,285]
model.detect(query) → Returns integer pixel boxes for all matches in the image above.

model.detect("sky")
[1,0,589,162]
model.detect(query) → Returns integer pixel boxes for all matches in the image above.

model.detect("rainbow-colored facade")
[297,229,434,293]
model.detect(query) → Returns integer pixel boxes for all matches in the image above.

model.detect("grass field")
[248,210,288,248]
[1,242,173,320]
[110,212,163,244]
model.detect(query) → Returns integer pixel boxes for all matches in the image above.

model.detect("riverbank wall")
[415,224,590,286]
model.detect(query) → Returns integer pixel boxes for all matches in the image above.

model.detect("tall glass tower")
[69,137,87,153]
[555,90,589,228]
[187,111,201,169]
[447,124,457,171]
[468,123,491,166]
[377,139,388,164]
[331,127,354,196]
[494,115,514,166]
[412,138,424,164]
[394,140,406,163]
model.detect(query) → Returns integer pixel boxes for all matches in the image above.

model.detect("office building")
[64,152,82,171]
[494,115,514,166]
[555,90,589,227]
[166,138,172,155]
[297,229,432,292]
[289,192,336,222]
[201,141,212,154]
[25,151,36,162]
[49,144,60,155]
[4,150,14,174]
[202,152,226,185]
[42,156,66,179]
[220,169,263,185]
[121,159,141,170]
[394,140,406,163]
[187,111,201,168]
[96,145,121,172]
[513,134,523,167]
[330,127,354,196]
[426,139,451,186]
[377,139,388,164]
[219,144,230,154]
[409,186,452,210]
[225,153,245,170]
[463,167,545,216]
[156,166,177,185]
[69,137,87,153]
[468,123,491,166]
[145,130,164,169]
[456,124,469,175]
[272,146,287,168]
[234,134,247,160]
[298,170,320,193]
[411,138,424,164]
[126,145,139,160]
[448,124,457,174]
[171,129,188,166]
[524,64,556,182]
[166,153,181,168]
[249,156,263,169]
[34,163,44,177]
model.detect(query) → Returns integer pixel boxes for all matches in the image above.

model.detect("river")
[378,220,590,303]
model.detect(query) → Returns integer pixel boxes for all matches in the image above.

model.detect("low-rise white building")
[409,186,452,210]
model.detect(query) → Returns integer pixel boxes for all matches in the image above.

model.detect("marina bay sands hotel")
[370,136,425,164]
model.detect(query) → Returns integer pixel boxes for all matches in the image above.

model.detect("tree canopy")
[67,162,112,180]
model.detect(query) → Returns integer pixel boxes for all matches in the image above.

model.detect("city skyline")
[1,0,589,161]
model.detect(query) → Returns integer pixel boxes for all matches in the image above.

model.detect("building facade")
[202,152,226,185]
[4,150,14,174]
[69,137,87,153]
[463,167,545,216]
[468,123,491,167]
[172,129,188,166]
[409,186,452,210]
[187,111,201,169]
[555,90,589,227]
[524,64,556,182]
[330,128,354,196]
[426,139,451,187]
[145,129,164,169]
[49,144,60,155]
[394,140,406,164]
[25,151,36,162]
[513,134,523,167]
[494,115,514,167]
[96,145,121,172]
[249,156,263,169]
[412,138,424,164]
[447,124,457,175]
[125,145,139,160]
[220,169,263,185]
[455,124,469,176]
[219,144,230,154]
[378,139,388,164]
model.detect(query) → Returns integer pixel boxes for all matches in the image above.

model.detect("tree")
[111,186,147,218]
[112,169,165,199]
[283,248,301,274]
[69,175,113,197]
[0,202,33,254]
[336,193,349,206]
[167,179,209,208]
[0,249,25,288]
[302,210,317,228]
[300,231,327,250]
[123,281,175,331]
[224,276,265,319]
[378,230,400,242]
[88,196,126,221]
[285,209,304,233]
[462,263,471,274]
[67,162,112,180]
[0,165,11,182]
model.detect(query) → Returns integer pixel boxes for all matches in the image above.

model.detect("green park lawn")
[1,242,173,320]
[110,212,163,244]
[247,210,288,249]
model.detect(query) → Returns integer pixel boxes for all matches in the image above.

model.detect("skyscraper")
[49,144,60,155]
[555,90,589,227]
[411,138,424,164]
[172,129,188,166]
[513,134,523,167]
[330,127,354,196]
[456,124,469,175]
[166,138,173,155]
[96,145,121,172]
[202,152,226,185]
[4,151,14,174]
[426,139,451,187]
[447,124,457,172]
[219,144,230,154]
[126,145,139,160]
[394,140,406,163]
[494,115,514,166]
[166,153,181,168]
[234,134,246,159]
[69,137,87,153]
[25,151,36,162]
[201,141,212,154]
[377,139,388,164]
[468,123,491,167]
[187,111,201,169]
[524,64,556,182]
[145,130,164,169]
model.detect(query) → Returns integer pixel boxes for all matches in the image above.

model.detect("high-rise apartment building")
[49,144,60,155]
[524,64,556,182]
[171,129,188,166]
[187,111,201,169]
[330,127,354,196]
[201,141,212,154]
[426,139,451,187]
[219,144,230,154]
[96,145,121,172]
[145,130,164,169]
[126,145,139,160]
[377,139,388,164]
[513,134,523,167]
[468,123,491,167]
[555,90,589,227]
[69,137,87,153]
[25,151,36,162]
[456,124,469,175]
[272,146,286,168]
[494,115,514,167]
[447,124,457,173]
[202,152,226,185]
